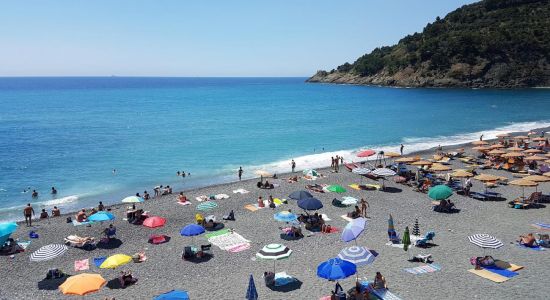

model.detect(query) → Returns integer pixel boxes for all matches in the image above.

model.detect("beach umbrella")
[341,196,358,206]
[142,216,166,228]
[245,274,258,300]
[402,227,411,253]
[468,234,503,249]
[317,257,356,280]
[410,160,433,166]
[385,152,401,158]
[472,146,490,152]
[303,169,319,177]
[429,163,451,172]
[0,222,18,246]
[180,224,205,236]
[474,174,500,182]
[327,185,347,193]
[523,149,543,154]
[502,152,524,158]
[30,244,68,262]
[506,146,524,152]
[524,175,550,183]
[256,244,292,273]
[510,178,538,199]
[87,211,115,222]
[487,149,506,156]
[395,157,419,163]
[274,211,298,223]
[154,290,190,300]
[387,214,397,241]
[514,135,529,140]
[288,190,313,201]
[338,246,378,267]
[121,196,144,203]
[471,141,488,146]
[428,185,453,200]
[196,201,218,211]
[100,254,132,269]
[544,172,550,178]
[149,234,169,244]
[371,168,396,177]
[59,273,106,296]
[341,217,367,243]
[357,150,376,157]
[352,167,371,175]
[451,170,473,178]
[525,155,546,161]
[496,133,510,138]
[297,197,323,211]
[532,137,546,142]
[489,144,505,149]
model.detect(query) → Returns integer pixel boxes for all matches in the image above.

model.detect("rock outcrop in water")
[307,0,550,88]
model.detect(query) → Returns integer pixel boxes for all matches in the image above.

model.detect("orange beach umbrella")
[59,273,106,296]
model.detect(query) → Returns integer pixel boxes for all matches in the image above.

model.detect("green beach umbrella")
[197,201,218,211]
[327,185,347,193]
[428,185,453,200]
[402,226,411,252]
[303,169,319,177]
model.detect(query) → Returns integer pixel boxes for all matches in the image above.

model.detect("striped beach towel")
[531,223,550,231]
[404,263,441,274]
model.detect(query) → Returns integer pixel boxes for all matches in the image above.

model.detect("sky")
[0,0,477,77]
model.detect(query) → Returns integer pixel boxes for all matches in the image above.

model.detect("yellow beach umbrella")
[385,152,401,158]
[472,141,488,146]
[410,160,433,166]
[100,254,132,269]
[429,163,452,172]
[502,152,524,158]
[474,174,500,182]
[523,149,542,154]
[451,169,473,178]
[525,155,546,161]
[59,273,106,296]
[524,175,550,182]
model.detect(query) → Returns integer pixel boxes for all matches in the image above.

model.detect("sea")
[1,77,549,221]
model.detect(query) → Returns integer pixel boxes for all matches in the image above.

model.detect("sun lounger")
[470,192,488,201]
[64,235,95,249]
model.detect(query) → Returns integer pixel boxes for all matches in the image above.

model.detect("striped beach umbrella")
[256,243,292,273]
[468,234,503,249]
[197,201,218,211]
[371,168,396,177]
[245,274,258,300]
[352,167,371,175]
[338,246,378,267]
[30,244,68,262]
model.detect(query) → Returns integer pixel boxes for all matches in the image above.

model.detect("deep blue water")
[1,77,549,220]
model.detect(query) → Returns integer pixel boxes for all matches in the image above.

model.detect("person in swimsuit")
[51,206,61,217]
[23,203,35,226]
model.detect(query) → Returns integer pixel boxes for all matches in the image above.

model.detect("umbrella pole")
[273,260,276,274]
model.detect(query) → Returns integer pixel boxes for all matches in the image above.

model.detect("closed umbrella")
[197,201,218,211]
[327,185,346,193]
[341,217,367,244]
[154,290,190,300]
[100,254,132,269]
[256,244,292,273]
[121,196,144,203]
[59,273,106,296]
[30,244,68,262]
[402,227,411,258]
[297,197,323,211]
[288,190,313,200]
[428,185,453,200]
[143,216,166,228]
[317,257,356,280]
[87,212,115,222]
[274,211,298,223]
[387,214,397,241]
[246,274,258,300]
[0,222,18,246]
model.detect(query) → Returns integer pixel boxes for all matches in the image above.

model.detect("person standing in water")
[400,144,404,155]
[31,190,38,198]
[23,203,35,226]
[238,167,243,181]
[51,187,57,195]
[480,134,484,141]
[291,160,296,173]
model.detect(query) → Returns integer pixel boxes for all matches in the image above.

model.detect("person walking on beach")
[360,198,369,218]
[334,155,340,172]
[480,134,484,141]
[291,160,296,173]
[331,157,335,169]
[238,167,243,181]
[340,156,344,165]
[400,144,404,155]
[23,203,35,226]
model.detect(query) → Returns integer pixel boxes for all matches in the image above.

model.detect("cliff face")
[308,0,550,88]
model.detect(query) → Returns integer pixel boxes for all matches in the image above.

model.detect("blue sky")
[0,0,476,76]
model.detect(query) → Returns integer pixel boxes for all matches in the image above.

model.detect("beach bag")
[66,217,72,223]
[29,231,39,239]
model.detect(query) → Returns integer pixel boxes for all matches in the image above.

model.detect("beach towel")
[516,243,545,251]
[244,204,259,212]
[205,228,230,239]
[360,280,402,300]
[274,272,297,286]
[404,263,441,275]
[74,259,89,271]
[93,256,107,268]
[208,231,251,252]
[340,215,353,222]
[348,184,362,190]
[321,226,340,234]
[195,195,209,202]
[531,223,550,231]
[214,194,230,200]
[227,243,251,253]
[468,269,512,283]
[483,265,519,278]
[177,201,191,206]
[72,220,93,226]
[232,188,250,194]
[17,241,31,251]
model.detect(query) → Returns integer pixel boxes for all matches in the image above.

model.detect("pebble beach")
[1,134,549,300]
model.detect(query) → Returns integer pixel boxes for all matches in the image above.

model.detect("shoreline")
[14,125,550,227]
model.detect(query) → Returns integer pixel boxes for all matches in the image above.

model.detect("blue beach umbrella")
[288,190,313,201]
[180,224,205,236]
[245,274,258,300]
[274,211,298,223]
[0,222,18,246]
[88,212,115,222]
[317,257,356,280]
[154,289,190,300]
[341,217,367,243]
[297,197,323,211]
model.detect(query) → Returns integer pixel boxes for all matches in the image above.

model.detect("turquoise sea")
[1,77,549,221]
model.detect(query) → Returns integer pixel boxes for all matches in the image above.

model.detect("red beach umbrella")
[149,234,169,244]
[143,216,166,228]
[357,150,376,157]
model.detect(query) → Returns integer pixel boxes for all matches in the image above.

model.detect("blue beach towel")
[535,223,550,229]
[483,265,518,278]
[72,220,93,226]
[517,243,545,251]
[93,256,107,268]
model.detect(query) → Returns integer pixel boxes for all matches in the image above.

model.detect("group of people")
[331,272,387,300]
[330,155,344,172]
[152,185,172,197]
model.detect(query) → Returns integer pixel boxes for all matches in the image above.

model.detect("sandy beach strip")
[2,128,549,300]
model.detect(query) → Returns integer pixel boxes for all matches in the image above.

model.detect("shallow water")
[1,77,549,220]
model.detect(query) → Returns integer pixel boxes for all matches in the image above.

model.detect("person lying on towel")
[517,233,536,247]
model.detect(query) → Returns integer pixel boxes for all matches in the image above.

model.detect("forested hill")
[307,0,550,88]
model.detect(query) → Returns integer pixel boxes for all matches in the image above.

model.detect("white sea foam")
[243,120,550,175]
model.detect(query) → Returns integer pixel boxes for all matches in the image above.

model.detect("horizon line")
[0,75,311,78]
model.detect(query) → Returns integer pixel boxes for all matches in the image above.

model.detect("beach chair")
[200,244,213,257]
[182,246,195,260]
[510,192,540,209]
[64,235,95,249]
[415,231,435,247]
[263,272,275,286]
[537,234,549,248]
